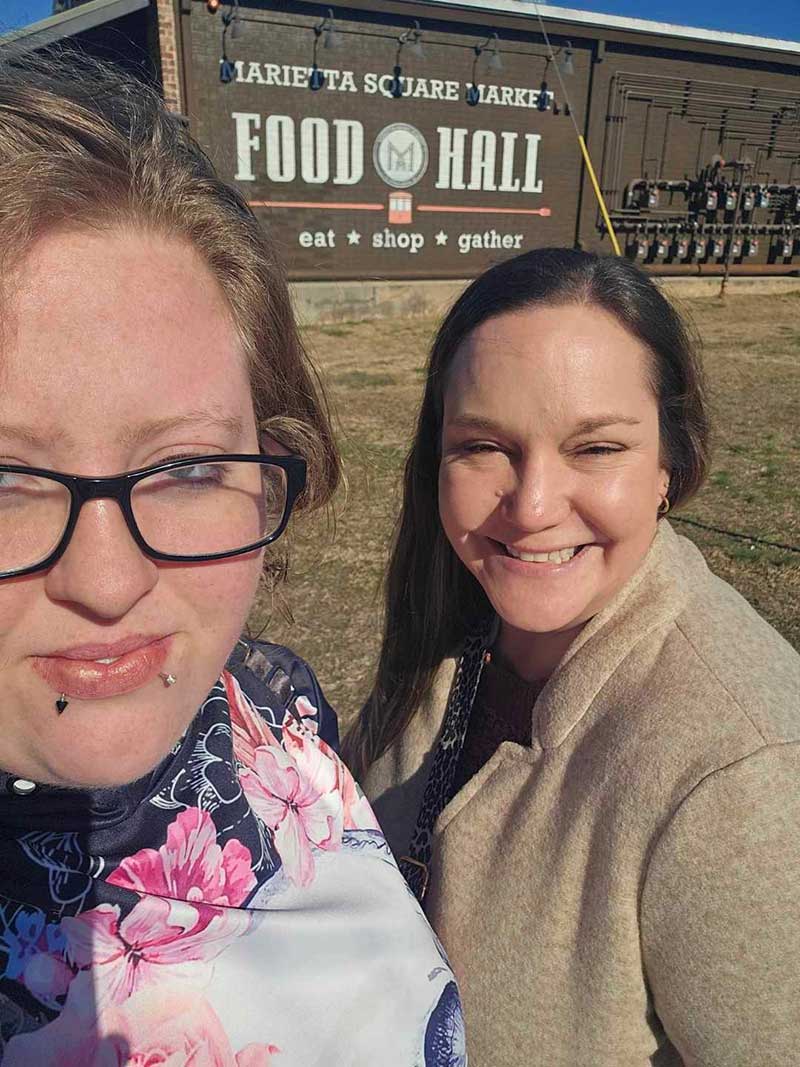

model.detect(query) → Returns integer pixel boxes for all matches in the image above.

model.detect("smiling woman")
[349,248,800,1065]
[438,303,672,678]
[0,51,466,1065]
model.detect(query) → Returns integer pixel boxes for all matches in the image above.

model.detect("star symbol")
[435,230,448,246]
[346,229,361,245]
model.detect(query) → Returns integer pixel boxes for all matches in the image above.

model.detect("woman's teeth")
[505,545,581,564]
[95,657,121,665]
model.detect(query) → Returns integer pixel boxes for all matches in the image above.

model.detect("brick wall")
[155,0,183,113]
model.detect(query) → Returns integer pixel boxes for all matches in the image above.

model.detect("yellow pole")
[578,134,621,256]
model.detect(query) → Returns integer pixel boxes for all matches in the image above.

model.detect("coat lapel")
[536,522,695,748]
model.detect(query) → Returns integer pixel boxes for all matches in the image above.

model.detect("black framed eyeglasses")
[0,454,306,580]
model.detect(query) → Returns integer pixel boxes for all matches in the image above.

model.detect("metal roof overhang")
[328,0,800,64]
[475,1,800,56]
[1,0,150,55]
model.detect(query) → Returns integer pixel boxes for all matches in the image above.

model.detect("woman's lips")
[490,540,595,576]
[32,636,172,700]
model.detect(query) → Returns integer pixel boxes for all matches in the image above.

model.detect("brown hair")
[344,248,710,779]
[0,49,339,578]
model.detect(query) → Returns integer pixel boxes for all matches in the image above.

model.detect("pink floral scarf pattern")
[0,642,466,1066]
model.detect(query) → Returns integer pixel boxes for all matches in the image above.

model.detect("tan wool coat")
[364,523,800,1066]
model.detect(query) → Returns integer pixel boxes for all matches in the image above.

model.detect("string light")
[319,8,340,49]
[211,2,584,123]
[218,0,244,83]
[400,19,424,60]
[224,0,244,40]
[308,9,339,91]
[388,21,426,99]
[466,32,503,107]
[530,0,621,253]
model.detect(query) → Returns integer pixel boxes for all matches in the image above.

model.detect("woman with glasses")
[0,54,464,1065]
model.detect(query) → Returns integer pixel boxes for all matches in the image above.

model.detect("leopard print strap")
[399,624,492,902]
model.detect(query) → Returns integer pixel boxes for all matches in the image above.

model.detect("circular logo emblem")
[372,123,429,189]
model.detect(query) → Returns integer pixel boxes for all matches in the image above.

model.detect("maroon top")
[451,653,545,795]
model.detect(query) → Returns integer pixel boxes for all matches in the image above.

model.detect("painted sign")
[191,2,588,278]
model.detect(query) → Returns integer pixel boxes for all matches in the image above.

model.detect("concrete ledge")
[290,279,470,326]
[657,276,800,299]
[291,274,800,325]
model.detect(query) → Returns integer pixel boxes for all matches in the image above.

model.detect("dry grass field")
[254,291,800,729]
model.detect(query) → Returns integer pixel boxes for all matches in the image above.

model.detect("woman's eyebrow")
[119,411,245,448]
[0,413,245,452]
[571,415,641,434]
[0,422,69,449]
[447,414,642,435]
[445,414,506,434]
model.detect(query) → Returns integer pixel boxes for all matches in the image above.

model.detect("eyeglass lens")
[131,460,285,555]
[0,471,71,574]
[0,461,288,573]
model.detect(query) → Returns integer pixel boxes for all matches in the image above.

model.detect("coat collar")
[366,522,704,836]
[535,520,697,747]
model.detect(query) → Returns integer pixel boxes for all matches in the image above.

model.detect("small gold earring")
[658,496,671,516]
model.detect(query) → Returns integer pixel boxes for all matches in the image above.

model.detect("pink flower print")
[282,704,380,833]
[3,982,279,1067]
[22,948,74,1003]
[235,1045,280,1067]
[107,807,255,907]
[337,762,382,833]
[281,709,338,799]
[61,896,250,1008]
[2,912,76,1007]
[224,671,279,770]
[240,743,343,887]
[289,695,320,734]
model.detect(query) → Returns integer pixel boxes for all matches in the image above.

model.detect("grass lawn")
[254,291,800,729]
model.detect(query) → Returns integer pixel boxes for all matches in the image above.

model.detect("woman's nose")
[44,499,158,618]
[502,457,571,531]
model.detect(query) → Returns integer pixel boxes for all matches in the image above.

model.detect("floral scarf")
[0,641,466,1065]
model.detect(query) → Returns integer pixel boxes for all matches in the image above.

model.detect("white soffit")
[1,0,150,52]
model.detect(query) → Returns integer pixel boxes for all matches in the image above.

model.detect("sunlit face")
[0,228,263,787]
[439,303,669,676]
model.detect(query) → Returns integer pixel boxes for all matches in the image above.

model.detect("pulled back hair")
[0,49,339,581]
[344,248,710,779]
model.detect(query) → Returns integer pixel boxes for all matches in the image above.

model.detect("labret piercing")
[54,673,176,714]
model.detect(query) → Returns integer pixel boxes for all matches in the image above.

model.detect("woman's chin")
[489,597,592,640]
[2,661,216,788]
[59,756,169,789]
[23,719,188,789]
[30,750,166,790]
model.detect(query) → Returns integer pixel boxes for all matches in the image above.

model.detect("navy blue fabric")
[226,639,340,753]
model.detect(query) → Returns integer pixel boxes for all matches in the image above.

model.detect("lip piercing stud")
[55,694,69,715]
[159,673,177,687]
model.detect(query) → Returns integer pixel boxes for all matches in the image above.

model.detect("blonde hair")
[0,50,339,566]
